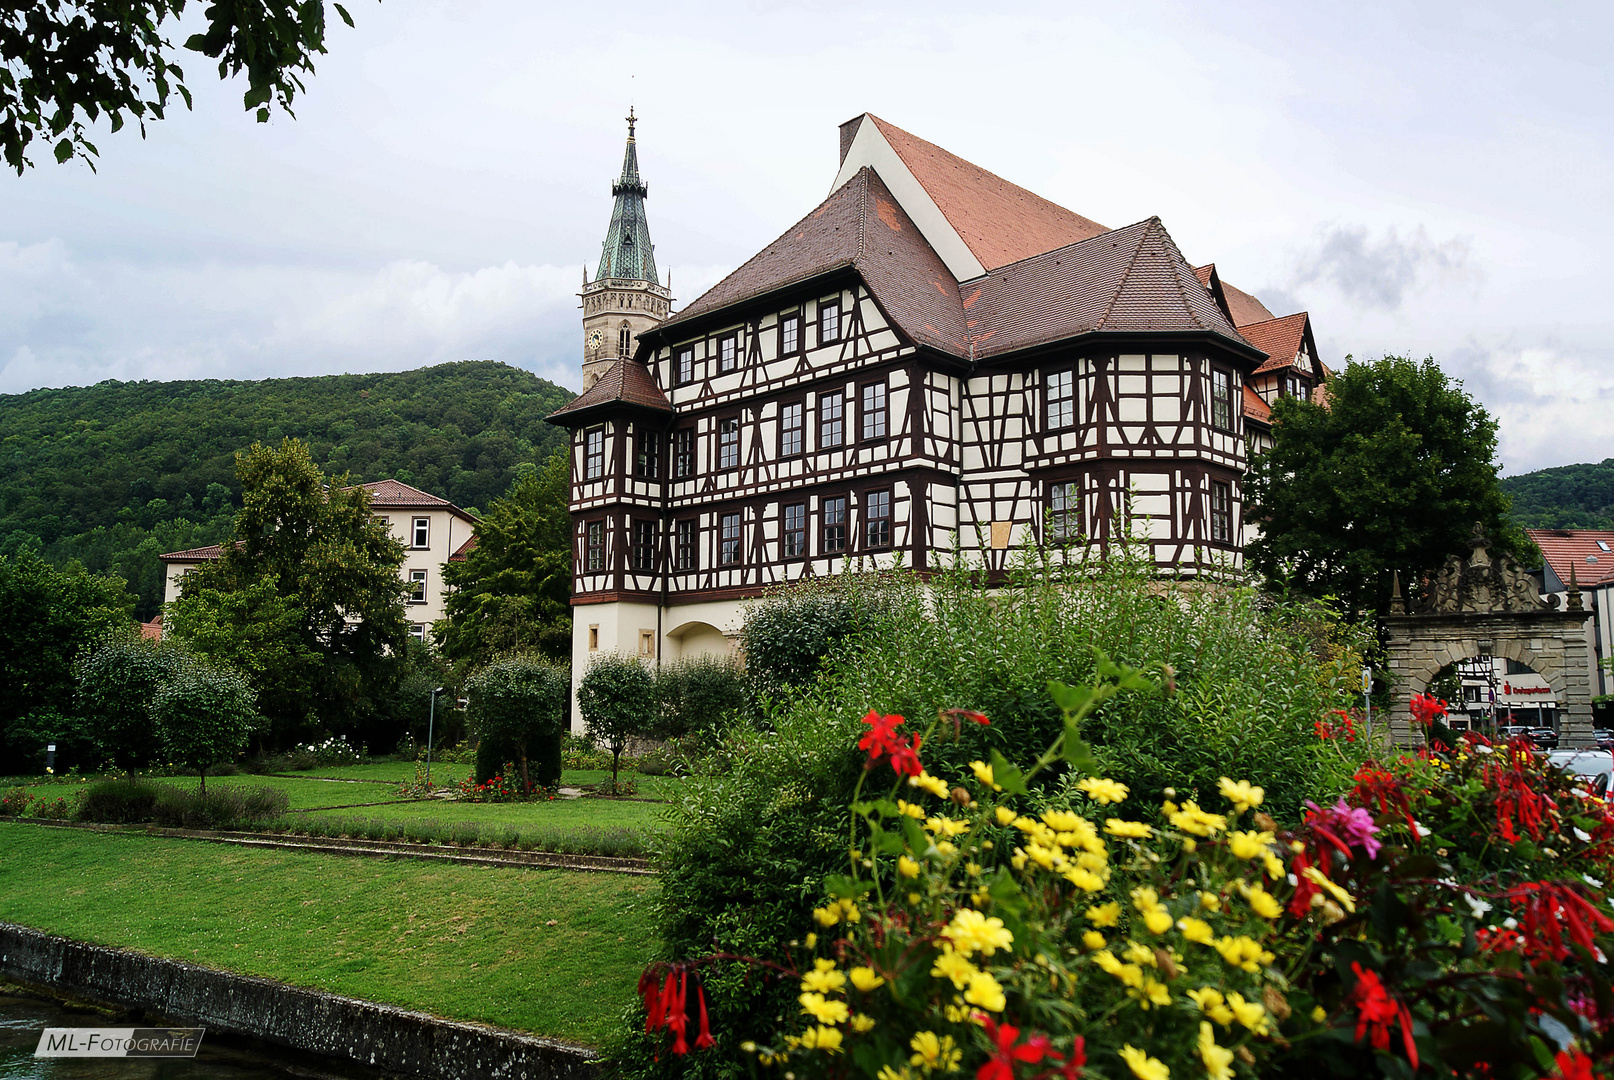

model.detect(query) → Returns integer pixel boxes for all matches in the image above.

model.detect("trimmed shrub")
[75,634,186,768]
[76,776,160,823]
[578,653,656,784]
[653,655,750,740]
[465,654,567,793]
[150,662,257,792]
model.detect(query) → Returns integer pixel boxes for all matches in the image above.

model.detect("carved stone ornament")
[1413,523,1558,615]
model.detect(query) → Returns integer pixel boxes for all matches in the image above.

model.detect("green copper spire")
[595,108,659,284]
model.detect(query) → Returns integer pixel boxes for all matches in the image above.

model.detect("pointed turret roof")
[595,109,659,283]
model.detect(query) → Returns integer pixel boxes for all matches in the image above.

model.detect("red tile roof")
[548,357,675,423]
[1239,313,1311,374]
[450,534,478,562]
[1243,384,1271,425]
[1528,529,1614,589]
[1222,281,1277,328]
[160,544,224,562]
[138,617,163,641]
[864,114,1111,272]
[358,479,455,510]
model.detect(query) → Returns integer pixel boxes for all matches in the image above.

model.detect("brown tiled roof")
[549,357,674,423]
[865,115,1110,272]
[965,218,1257,360]
[1222,280,1277,327]
[1239,313,1311,374]
[160,544,224,562]
[1528,529,1614,589]
[1243,384,1271,425]
[665,168,967,354]
[138,617,163,641]
[359,479,449,509]
[450,534,478,562]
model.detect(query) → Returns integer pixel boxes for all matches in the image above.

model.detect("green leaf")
[1047,679,1095,717]
[901,816,929,856]
[53,138,73,164]
[1062,728,1101,776]
[821,874,866,900]
[334,3,355,27]
[988,749,1027,797]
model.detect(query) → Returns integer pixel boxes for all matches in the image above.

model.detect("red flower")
[1507,880,1614,961]
[1410,693,1448,727]
[859,710,923,777]
[975,1016,1050,1080]
[1551,1048,1595,1080]
[637,963,714,1055]
[1349,962,1418,1069]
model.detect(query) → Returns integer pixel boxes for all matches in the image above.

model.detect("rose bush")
[637,675,1614,1078]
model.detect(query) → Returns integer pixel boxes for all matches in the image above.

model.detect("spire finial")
[626,106,636,139]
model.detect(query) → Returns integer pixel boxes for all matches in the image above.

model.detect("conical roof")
[595,111,658,283]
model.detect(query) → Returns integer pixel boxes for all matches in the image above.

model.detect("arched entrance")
[666,619,737,663]
[1384,526,1595,746]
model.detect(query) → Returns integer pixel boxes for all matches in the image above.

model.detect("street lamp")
[427,687,447,785]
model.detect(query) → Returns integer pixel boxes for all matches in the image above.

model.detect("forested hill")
[0,361,577,617]
[1502,459,1614,532]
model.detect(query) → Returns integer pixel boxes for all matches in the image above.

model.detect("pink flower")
[1305,797,1382,860]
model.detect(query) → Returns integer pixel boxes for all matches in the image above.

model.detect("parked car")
[1548,750,1614,797]
[1529,727,1560,750]
[1496,724,1536,743]
[1597,729,1614,752]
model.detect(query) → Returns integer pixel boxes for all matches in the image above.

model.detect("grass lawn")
[0,822,655,1047]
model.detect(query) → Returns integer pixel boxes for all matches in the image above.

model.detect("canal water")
[0,990,392,1080]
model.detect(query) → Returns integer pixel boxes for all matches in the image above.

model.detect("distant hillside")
[0,361,576,617]
[1502,458,1614,531]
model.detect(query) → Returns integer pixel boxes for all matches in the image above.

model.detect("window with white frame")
[780,402,803,457]
[780,313,800,355]
[672,428,695,478]
[676,347,694,385]
[823,496,847,553]
[864,490,891,549]
[719,512,742,565]
[719,335,738,373]
[820,392,844,448]
[783,503,806,557]
[585,521,605,571]
[407,569,427,603]
[675,519,696,570]
[1047,369,1074,429]
[409,623,425,643]
[718,417,740,470]
[820,301,840,343]
[585,428,605,479]
[1210,482,1233,544]
[632,520,656,571]
[1210,369,1234,432]
[861,382,887,441]
[412,518,429,548]
[1048,481,1080,541]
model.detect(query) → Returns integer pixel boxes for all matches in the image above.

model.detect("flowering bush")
[0,787,36,816]
[456,763,556,802]
[293,736,361,767]
[637,674,1614,1078]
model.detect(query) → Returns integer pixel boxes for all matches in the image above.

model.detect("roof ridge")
[854,167,869,262]
[960,217,1157,282]
[1095,218,1157,331]
[1153,220,1207,332]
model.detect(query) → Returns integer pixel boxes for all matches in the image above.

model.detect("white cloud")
[1446,342,1614,475]
[1285,224,1476,312]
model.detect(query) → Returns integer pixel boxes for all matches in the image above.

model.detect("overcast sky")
[2,0,1609,475]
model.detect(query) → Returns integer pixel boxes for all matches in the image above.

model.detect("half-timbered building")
[550,113,1328,704]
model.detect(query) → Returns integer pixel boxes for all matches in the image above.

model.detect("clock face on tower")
[589,330,602,353]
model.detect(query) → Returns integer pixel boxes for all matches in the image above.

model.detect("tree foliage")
[653,654,750,740]
[0,0,364,173]
[167,437,408,750]
[465,654,567,793]
[149,661,256,791]
[436,452,572,668]
[1501,457,1614,532]
[0,548,133,772]
[1245,355,1528,618]
[0,361,573,618]
[578,653,657,784]
[75,629,188,767]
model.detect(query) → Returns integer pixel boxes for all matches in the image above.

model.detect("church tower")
[580,109,673,388]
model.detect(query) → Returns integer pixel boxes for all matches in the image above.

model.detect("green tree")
[149,660,256,791]
[464,654,567,794]
[653,654,749,740]
[1245,355,1528,618]
[1,1,365,173]
[435,452,573,668]
[75,629,188,767]
[168,437,408,749]
[0,548,134,772]
[577,653,656,786]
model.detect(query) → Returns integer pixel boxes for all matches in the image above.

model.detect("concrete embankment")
[0,922,600,1079]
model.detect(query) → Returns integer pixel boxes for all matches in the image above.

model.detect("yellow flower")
[1218,777,1264,814]
[812,905,841,927]
[898,855,921,878]
[800,1025,844,1053]
[941,908,1014,957]
[801,958,847,994]
[1119,1045,1170,1080]
[1130,976,1170,1008]
[849,966,885,992]
[970,760,1002,791]
[1081,930,1107,950]
[805,932,818,949]
[995,806,1018,827]
[799,992,850,1025]
[931,948,977,989]
[1226,991,1270,1034]
[1177,917,1215,944]
[910,771,950,798]
[1105,818,1154,839]
[1026,841,1061,871]
[1064,867,1106,893]
[1262,852,1286,880]
[851,1013,877,1033]
[1041,808,1083,832]
[1169,801,1228,837]
[926,815,970,837]
[896,799,926,819]
[1198,1022,1234,1080]
[963,970,1006,1012]
[838,898,861,923]
[1228,829,1275,860]
[1311,1005,1328,1024]
[1246,884,1282,920]
[878,1067,912,1080]
[1087,901,1122,927]
[1302,865,1358,913]
[1078,776,1130,804]
[1198,891,1222,912]
[909,1031,962,1072]
[1132,886,1166,915]
[1123,942,1158,966]
[1143,908,1173,935]
[1213,935,1274,973]
[1187,986,1235,1026]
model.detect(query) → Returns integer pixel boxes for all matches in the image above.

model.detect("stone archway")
[1385,525,1595,746]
